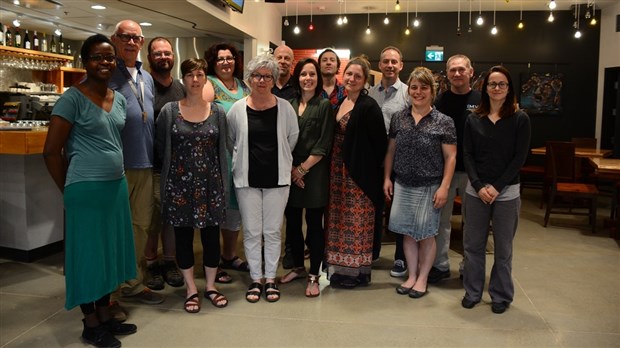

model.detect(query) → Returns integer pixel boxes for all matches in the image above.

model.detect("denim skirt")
[388,181,440,241]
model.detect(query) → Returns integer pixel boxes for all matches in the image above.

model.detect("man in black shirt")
[272,44,296,101]
[430,54,481,283]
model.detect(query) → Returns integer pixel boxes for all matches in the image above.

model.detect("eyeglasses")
[487,82,509,89]
[216,56,235,64]
[115,33,144,43]
[152,51,173,58]
[250,73,274,82]
[87,55,116,63]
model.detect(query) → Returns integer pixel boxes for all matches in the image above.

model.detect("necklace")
[218,77,235,91]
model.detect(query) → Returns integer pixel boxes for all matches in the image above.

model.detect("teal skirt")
[63,178,136,310]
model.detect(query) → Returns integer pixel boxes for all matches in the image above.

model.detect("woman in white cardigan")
[227,54,299,303]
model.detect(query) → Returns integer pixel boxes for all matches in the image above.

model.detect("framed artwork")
[519,72,563,115]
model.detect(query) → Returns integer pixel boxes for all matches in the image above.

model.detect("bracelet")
[297,166,308,176]
[299,163,310,173]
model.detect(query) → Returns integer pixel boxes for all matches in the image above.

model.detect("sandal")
[279,267,307,284]
[215,268,232,284]
[305,274,320,298]
[205,290,228,308]
[184,293,201,313]
[220,256,250,272]
[245,282,263,303]
[264,282,280,303]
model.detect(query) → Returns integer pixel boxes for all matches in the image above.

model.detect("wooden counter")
[0,129,48,154]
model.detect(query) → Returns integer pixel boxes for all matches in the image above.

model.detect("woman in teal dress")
[279,58,334,297]
[44,34,137,348]
[203,43,251,283]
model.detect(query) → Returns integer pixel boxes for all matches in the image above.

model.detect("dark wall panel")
[283,11,601,148]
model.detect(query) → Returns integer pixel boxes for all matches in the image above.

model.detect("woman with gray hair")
[383,66,456,299]
[227,54,299,303]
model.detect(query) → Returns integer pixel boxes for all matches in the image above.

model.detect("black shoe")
[428,267,450,284]
[161,261,184,287]
[282,252,294,270]
[408,288,428,299]
[82,320,121,348]
[461,297,480,309]
[100,318,137,335]
[491,301,510,314]
[145,262,165,290]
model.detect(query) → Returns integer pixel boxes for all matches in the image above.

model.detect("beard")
[151,62,173,74]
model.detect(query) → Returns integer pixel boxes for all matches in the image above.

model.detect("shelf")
[0,45,73,62]
[60,67,85,73]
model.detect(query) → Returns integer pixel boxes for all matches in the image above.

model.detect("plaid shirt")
[321,80,347,110]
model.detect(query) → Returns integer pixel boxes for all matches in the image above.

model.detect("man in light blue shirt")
[369,46,410,277]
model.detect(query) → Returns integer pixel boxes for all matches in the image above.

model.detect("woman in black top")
[461,65,531,314]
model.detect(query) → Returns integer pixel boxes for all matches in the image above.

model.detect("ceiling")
[0,0,614,41]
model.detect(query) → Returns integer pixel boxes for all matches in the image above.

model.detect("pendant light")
[456,0,461,36]
[517,0,524,29]
[308,1,314,31]
[283,0,289,26]
[366,7,371,35]
[384,1,390,25]
[337,1,343,26]
[574,4,582,38]
[468,0,473,32]
[476,0,484,26]
[405,0,410,35]
[590,0,597,25]
[413,0,420,27]
[293,1,300,34]
[395,0,401,11]
[343,0,348,24]
[490,0,498,35]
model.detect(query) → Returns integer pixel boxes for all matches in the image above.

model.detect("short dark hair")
[147,37,173,56]
[318,48,341,70]
[204,43,243,79]
[475,65,517,118]
[81,34,115,65]
[180,58,208,76]
[291,58,323,99]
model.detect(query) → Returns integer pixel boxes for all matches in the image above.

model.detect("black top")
[340,93,388,207]
[463,110,531,193]
[434,89,481,172]
[271,76,297,100]
[247,105,280,188]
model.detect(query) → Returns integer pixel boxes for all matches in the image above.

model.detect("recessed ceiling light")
[140,22,152,27]
[91,5,106,10]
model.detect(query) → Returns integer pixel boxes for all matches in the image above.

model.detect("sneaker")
[144,263,165,290]
[390,259,407,277]
[108,301,127,323]
[161,260,184,287]
[123,289,165,305]
[428,267,450,284]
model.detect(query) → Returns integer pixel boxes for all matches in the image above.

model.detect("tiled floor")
[1,190,619,347]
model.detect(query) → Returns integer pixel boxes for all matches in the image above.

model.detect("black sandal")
[264,282,280,303]
[245,282,263,303]
[215,269,232,284]
[220,256,250,272]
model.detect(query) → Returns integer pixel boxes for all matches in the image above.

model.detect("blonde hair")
[407,67,438,101]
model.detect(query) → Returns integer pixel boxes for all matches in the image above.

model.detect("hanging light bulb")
[283,1,289,26]
[548,12,554,22]
[366,26,371,35]
[404,1,410,35]
[413,0,420,27]
[54,27,62,36]
[395,0,401,11]
[337,1,343,25]
[405,26,410,35]
[585,7,591,19]
[294,26,300,34]
[366,8,371,34]
[574,4,581,39]
[456,0,461,36]
[574,30,582,38]
[468,0,473,32]
[337,17,343,25]
[590,1,597,25]
[548,0,557,10]
[490,0,497,35]
[491,26,498,35]
[343,0,348,24]
[477,0,484,25]
[518,21,524,29]
[590,17,597,25]
[343,16,348,24]
[12,18,21,27]
[517,0,524,29]
[294,1,300,34]
[308,1,314,31]
[284,18,289,26]
[384,1,390,25]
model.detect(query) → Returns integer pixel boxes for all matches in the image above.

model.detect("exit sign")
[425,45,444,62]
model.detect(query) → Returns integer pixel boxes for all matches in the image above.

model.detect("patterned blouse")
[389,107,457,187]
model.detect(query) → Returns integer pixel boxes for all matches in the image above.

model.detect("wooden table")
[531,146,613,158]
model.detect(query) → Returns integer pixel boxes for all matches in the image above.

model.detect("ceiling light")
[342,0,348,24]
[384,1,389,25]
[477,0,483,25]
[294,1,300,34]
[91,5,106,10]
[343,16,348,24]
[284,1,289,26]
[308,1,314,31]
[456,0,461,36]
[573,4,581,39]
[140,22,152,27]
[548,0,557,10]
[12,18,21,27]
[517,0,524,29]
[284,18,289,26]
[413,0,420,27]
[490,0,497,35]
[337,17,343,25]
[413,18,420,27]
[13,0,20,5]
[366,26,371,35]
[405,26,410,35]
[491,26,498,35]
[590,17,597,25]
[404,1,410,35]
[548,12,554,22]
[54,28,62,36]
[590,1,597,26]
[366,9,371,34]
[395,0,400,11]
[574,30,582,38]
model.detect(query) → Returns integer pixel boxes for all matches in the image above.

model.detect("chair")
[520,152,545,204]
[571,137,597,149]
[543,141,599,233]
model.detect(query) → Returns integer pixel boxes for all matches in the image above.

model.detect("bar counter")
[0,129,64,261]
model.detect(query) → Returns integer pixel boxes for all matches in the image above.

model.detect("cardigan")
[340,93,388,207]
[155,101,230,211]
[226,96,299,188]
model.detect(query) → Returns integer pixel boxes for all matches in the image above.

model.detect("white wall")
[595,2,620,143]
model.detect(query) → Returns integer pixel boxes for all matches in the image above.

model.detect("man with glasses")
[143,37,185,291]
[108,20,165,317]
[272,44,296,101]
[430,54,481,284]
[369,46,410,276]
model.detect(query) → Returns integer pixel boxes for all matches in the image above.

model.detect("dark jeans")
[284,206,325,275]
[174,226,220,269]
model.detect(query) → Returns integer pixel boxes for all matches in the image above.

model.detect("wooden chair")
[571,137,597,149]
[543,141,599,233]
[520,152,545,204]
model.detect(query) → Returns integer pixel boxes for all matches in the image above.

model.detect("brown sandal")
[205,290,228,308]
[279,267,307,284]
[184,293,201,313]
[305,275,320,298]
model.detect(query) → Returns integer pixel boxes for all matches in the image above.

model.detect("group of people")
[42,18,530,348]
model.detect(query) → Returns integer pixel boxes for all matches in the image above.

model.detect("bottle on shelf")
[59,34,64,54]
[0,22,4,46]
[5,26,12,47]
[23,29,31,49]
[14,28,21,48]
[66,44,72,56]
[40,32,47,52]
[50,34,56,53]
[33,31,39,50]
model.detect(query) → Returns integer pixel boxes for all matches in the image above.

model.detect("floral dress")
[164,111,225,228]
